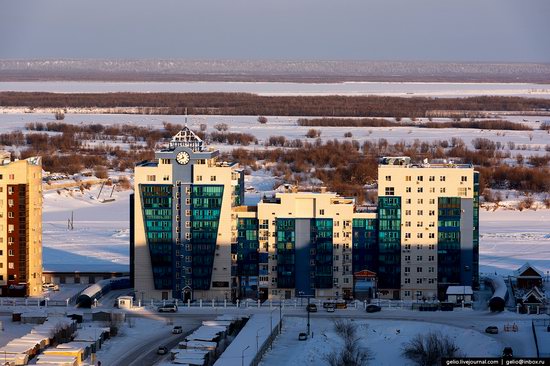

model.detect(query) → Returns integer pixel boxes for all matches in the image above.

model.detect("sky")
[1,0,549,63]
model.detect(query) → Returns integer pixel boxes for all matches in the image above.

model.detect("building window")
[163,175,170,181]
[417,222,423,227]
[458,188,467,196]
[428,267,435,273]
[8,262,14,269]
[428,255,435,261]
[417,176,423,181]
[8,249,13,256]
[146,175,156,182]
[428,278,435,284]
[405,255,410,261]
[406,199,411,204]
[211,176,216,181]
[428,244,435,250]
[8,174,14,180]
[405,233,411,238]
[417,233,423,239]
[429,210,435,216]
[404,278,411,284]
[405,290,411,297]
[196,176,203,181]
[417,187,423,193]
[440,187,446,193]
[461,176,468,182]
[406,187,411,193]
[417,199,423,204]
[429,233,435,239]
[417,267,423,273]
[405,210,411,215]
[385,187,395,196]
[429,199,435,204]
[429,176,435,181]
[404,267,410,273]
[405,176,411,181]
[416,290,423,297]
[405,221,411,227]
[417,278,423,284]
[429,187,435,193]
[417,210,423,215]
[385,176,391,181]
[440,176,446,182]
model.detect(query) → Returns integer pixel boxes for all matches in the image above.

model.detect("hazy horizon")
[1,0,549,63]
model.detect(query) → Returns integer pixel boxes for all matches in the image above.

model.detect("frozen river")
[1,80,550,98]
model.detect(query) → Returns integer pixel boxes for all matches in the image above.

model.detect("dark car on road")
[157,346,168,355]
[158,303,178,313]
[485,326,499,334]
[366,304,382,313]
[298,332,308,341]
[306,304,317,313]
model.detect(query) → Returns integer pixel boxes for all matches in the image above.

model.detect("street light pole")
[307,297,311,336]
[242,345,250,366]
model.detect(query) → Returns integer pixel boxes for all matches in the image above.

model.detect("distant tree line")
[297,118,532,131]
[2,92,549,118]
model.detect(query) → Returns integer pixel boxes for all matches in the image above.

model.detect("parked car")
[306,304,317,313]
[157,346,168,355]
[335,301,347,309]
[42,283,59,291]
[502,347,513,358]
[322,301,335,309]
[485,326,499,334]
[366,305,382,313]
[172,326,183,334]
[326,306,335,313]
[158,303,178,313]
[298,332,308,341]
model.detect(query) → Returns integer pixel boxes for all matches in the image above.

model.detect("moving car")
[172,326,183,334]
[366,304,382,313]
[157,346,168,355]
[326,306,335,313]
[485,326,499,334]
[158,303,178,313]
[298,332,308,341]
[306,304,317,313]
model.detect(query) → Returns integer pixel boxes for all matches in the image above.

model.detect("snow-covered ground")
[479,209,550,275]
[42,185,130,272]
[260,317,505,366]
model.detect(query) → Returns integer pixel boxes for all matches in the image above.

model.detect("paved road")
[112,314,214,366]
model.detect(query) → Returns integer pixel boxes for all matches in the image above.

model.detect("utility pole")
[307,296,311,336]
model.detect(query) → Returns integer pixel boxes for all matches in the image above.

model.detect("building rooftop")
[379,156,472,169]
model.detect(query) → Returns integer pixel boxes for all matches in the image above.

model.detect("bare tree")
[325,320,371,366]
[401,331,460,366]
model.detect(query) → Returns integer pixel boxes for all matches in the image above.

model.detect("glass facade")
[311,219,333,289]
[437,197,461,286]
[140,184,173,290]
[352,218,378,274]
[377,196,401,289]
[276,218,295,288]
[191,185,224,290]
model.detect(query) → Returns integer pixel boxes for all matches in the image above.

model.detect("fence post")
[294,300,297,309]
[236,299,240,308]
[187,299,191,308]
[224,299,227,308]
[212,299,215,308]
[258,300,261,308]
[151,299,153,307]
[199,299,203,308]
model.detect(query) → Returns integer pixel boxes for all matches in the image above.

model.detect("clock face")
[176,151,190,165]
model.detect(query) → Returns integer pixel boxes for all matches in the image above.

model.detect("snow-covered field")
[42,185,130,272]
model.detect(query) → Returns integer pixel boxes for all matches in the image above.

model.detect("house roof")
[514,262,544,278]
[521,286,546,304]
[446,286,473,295]
[353,270,377,278]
